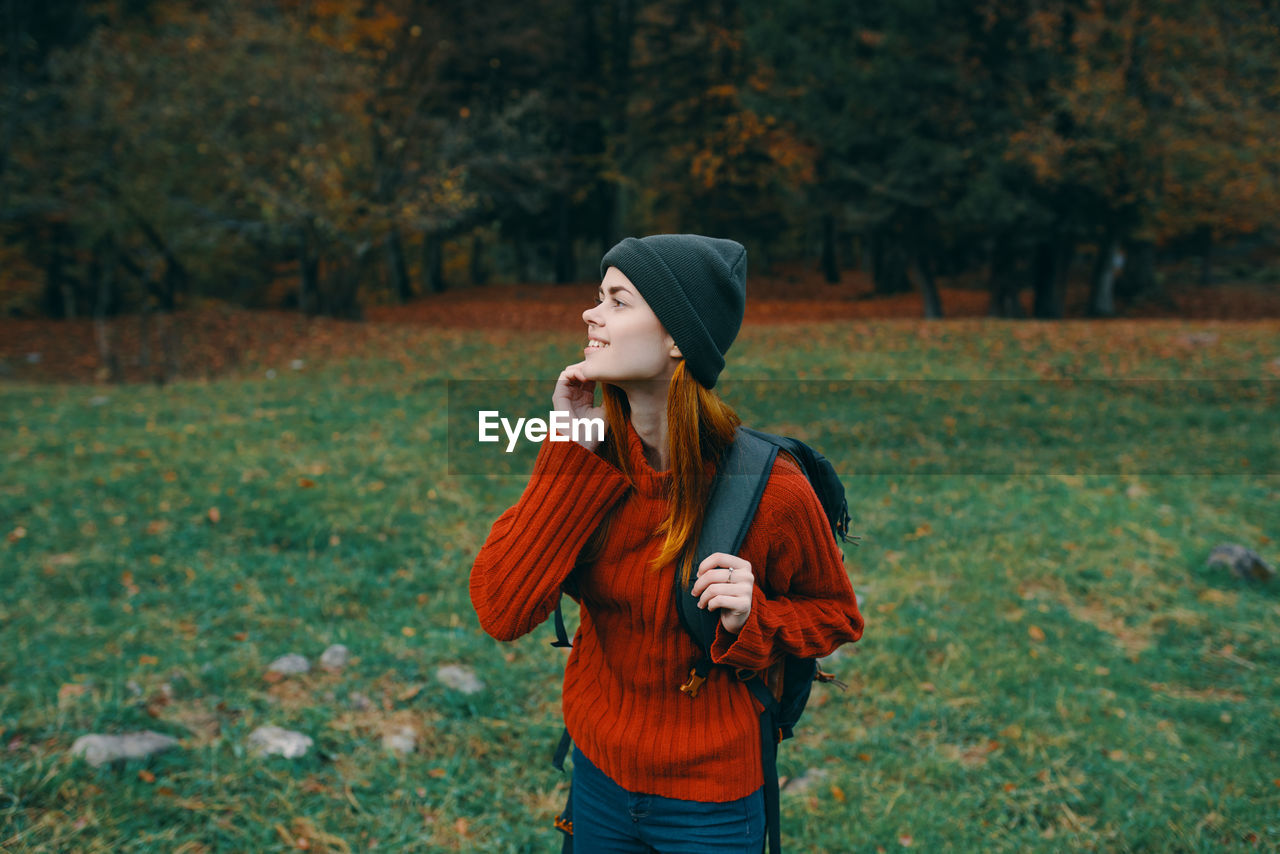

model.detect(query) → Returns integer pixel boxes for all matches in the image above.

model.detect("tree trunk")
[607,0,635,251]
[1198,225,1213,286]
[386,227,412,303]
[43,222,75,319]
[906,253,943,318]
[423,232,446,293]
[987,236,1025,318]
[1032,234,1074,319]
[299,222,319,315]
[821,213,840,284]
[1088,235,1120,317]
[94,244,121,383]
[554,193,574,283]
[470,234,488,286]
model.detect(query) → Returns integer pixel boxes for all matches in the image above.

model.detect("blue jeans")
[569,745,765,853]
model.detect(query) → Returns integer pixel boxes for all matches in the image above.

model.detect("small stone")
[782,767,828,796]
[436,665,484,695]
[89,395,110,407]
[1181,332,1218,346]
[266,653,310,675]
[382,725,417,754]
[1206,543,1275,583]
[70,731,180,767]
[247,725,313,758]
[26,352,41,364]
[126,680,143,697]
[290,359,305,371]
[348,691,373,711]
[319,644,349,672]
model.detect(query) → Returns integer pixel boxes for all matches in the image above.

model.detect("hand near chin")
[553,362,605,451]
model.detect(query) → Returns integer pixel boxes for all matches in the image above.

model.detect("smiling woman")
[469,234,864,854]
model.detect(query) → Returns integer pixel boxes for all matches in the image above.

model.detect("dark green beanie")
[599,234,747,389]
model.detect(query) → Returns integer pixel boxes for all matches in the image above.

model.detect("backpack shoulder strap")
[675,428,779,659]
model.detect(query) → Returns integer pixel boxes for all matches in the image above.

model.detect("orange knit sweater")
[470,419,864,802]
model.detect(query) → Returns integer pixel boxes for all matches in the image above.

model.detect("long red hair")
[579,361,740,585]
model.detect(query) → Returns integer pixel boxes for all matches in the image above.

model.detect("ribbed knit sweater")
[470,419,864,802]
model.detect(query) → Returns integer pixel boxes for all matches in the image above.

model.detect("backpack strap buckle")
[679,667,708,698]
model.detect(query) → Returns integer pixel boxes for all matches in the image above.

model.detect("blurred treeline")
[2,0,1278,320]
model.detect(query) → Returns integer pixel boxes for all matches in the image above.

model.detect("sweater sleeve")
[470,438,630,642]
[709,455,864,670]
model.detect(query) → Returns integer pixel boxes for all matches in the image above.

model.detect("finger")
[697,553,747,576]
[697,584,747,609]
[702,593,750,613]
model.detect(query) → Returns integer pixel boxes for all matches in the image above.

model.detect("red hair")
[579,361,740,585]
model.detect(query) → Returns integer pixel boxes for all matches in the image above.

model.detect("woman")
[470,234,864,852]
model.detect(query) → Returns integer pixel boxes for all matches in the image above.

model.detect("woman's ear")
[669,342,682,358]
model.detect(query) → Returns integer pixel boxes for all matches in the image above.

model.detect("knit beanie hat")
[599,234,747,389]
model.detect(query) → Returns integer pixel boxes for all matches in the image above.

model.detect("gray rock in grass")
[436,665,484,695]
[247,725,313,758]
[1206,543,1275,583]
[266,653,311,675]
[382,725,418,754]
[70,731,180,767]
[781,767,829,796]
[319,644,350,671]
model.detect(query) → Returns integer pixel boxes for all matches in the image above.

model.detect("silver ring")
[727,568,735,583]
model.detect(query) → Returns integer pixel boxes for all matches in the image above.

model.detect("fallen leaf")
[138,769,156,783]
[831,784,845,802]
[1028,625,1046,642]
[298,478,316,488]
[208,507,221,524]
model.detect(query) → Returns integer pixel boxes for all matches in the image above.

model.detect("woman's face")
[581,267,681,385]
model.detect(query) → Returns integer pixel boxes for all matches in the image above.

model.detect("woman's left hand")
[691,553,754,635]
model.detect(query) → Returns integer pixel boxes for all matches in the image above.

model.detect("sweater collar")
[621,418,672,498]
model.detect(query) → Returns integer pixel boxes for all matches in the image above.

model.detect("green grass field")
[2,320,1278,852]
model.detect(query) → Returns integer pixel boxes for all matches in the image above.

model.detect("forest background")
[3,0,1280,352]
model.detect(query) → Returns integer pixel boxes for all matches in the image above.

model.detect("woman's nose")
[582,303,598,325]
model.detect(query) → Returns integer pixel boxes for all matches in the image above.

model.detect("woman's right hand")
[553,362,606,451]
